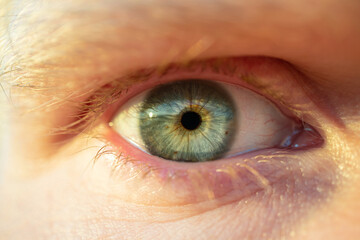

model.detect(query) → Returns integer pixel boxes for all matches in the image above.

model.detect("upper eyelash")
[48,59,220,139]
[49,57,295,141]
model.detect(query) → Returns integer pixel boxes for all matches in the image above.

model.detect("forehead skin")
[1,0,360,91]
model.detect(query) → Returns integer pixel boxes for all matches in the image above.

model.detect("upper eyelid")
[47,57,335,141]
[5,56,339,149]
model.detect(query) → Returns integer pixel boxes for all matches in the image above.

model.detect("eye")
[110,79,318,162]
[91,57,328,207]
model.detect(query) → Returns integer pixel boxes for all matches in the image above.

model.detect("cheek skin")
[0,152,352,240]
[299,184,360,240]
[297,132,360,240]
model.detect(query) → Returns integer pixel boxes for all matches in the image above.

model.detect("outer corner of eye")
[106,78,324,164]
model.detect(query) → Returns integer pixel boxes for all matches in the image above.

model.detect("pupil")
[181,111,202,130]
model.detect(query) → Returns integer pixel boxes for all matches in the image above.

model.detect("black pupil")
[181,111,202,130]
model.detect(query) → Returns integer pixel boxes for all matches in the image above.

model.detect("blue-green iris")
[139,80,236,162]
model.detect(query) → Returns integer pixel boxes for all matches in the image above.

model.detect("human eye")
[68,57,332,209]
[110,78,319,162]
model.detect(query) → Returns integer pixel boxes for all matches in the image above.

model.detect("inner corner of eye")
[107,79,323,163]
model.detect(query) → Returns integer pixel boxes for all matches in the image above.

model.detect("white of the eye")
[111,82,296,157]
[111,92,149,152]
[226,84,295,156]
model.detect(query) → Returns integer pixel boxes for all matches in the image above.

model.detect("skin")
[0,0,360,239]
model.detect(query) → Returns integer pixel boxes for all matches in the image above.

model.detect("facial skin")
[0,0,360,239]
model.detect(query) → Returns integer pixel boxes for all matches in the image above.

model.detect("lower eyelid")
[92,124,335,208]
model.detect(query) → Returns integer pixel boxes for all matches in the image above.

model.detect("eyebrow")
[1,0,359,95]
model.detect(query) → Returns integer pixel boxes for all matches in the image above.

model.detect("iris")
[139,80,236,162]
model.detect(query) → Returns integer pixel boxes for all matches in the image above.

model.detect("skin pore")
[1,0,360,239]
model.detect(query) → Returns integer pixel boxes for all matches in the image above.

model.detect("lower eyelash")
[91,125,312,207]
